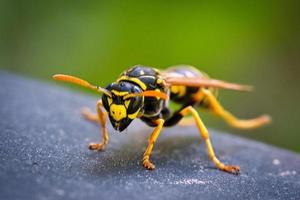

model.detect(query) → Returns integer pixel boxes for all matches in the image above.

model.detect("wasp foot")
[221,165,240,174]
[88,142,106,151]
[143,159,155,170]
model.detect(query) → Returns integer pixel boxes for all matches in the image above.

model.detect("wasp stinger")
[53,65,271,174]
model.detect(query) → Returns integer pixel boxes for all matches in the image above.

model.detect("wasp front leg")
[82,100,108,151]
[201,88,271,129]
[143,119,164,170]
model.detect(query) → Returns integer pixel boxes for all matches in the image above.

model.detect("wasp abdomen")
[164,65,218,107]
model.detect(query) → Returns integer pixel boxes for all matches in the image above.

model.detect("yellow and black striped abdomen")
[164,65,218,107]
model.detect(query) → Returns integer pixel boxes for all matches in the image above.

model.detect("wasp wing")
[163,76,253,92]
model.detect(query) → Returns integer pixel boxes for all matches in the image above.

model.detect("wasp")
[53,65,271,174]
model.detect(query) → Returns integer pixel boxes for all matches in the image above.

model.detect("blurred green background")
[1,1,299,152]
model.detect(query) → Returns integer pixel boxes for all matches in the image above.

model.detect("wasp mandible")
[53,65,271,174]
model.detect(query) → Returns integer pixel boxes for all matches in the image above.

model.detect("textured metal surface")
[0,71,299,200]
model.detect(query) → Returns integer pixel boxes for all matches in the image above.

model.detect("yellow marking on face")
[125,99,130,108]
[171,86,186,97]
[128,108,141,119]
[110,104,127,121]
[107,97,113,105]
[140,70,145,75]
[111,90,129,96]
[117,76,147,90]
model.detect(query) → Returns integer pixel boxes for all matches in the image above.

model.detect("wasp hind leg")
[179,106,240,174]
[82,100,108,151]
[178,116,195,126]
[143,119,165,170]
[201,89,271,129]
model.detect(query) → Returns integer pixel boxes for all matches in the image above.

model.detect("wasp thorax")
[101,81,144,132]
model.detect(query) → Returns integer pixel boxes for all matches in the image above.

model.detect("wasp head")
[102,82,144,132]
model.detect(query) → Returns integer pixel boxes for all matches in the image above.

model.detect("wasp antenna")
[52,74,112,97]
[53,74,95,89]
[141,90,168,100]
[96,86,112,97]
[124,90,168,100]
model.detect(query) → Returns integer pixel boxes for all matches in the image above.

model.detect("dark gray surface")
[0,71,299,200]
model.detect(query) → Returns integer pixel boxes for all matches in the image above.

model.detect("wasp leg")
[87,100,108,151]
[180,106,240,174]
[178,116,195,126]
[164,106,196,127]
[81,107,98,122]
[201,88,271,129]
[143,119,165,170]
[178,89,204,126]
